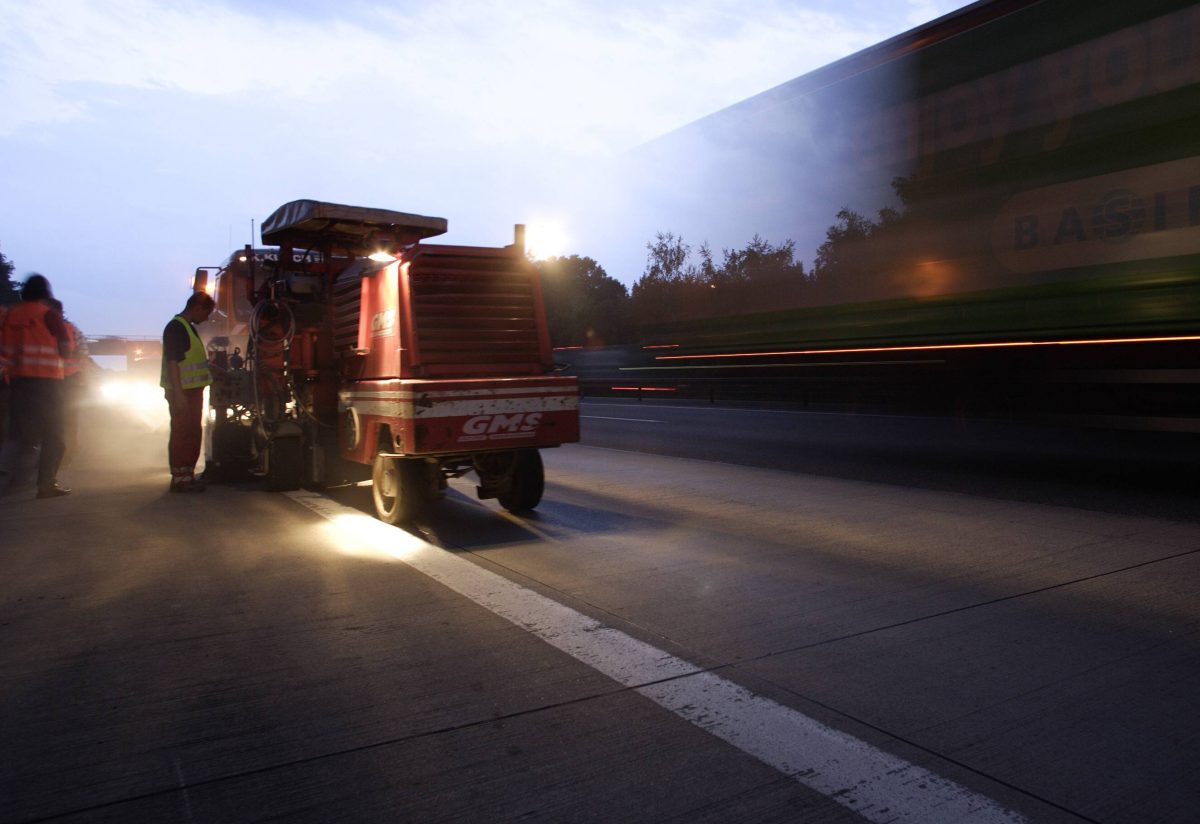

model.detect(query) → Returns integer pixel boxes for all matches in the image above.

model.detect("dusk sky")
[1,0,974,338]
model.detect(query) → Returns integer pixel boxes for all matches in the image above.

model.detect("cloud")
[0,0,896,154]
[904,0,971,27]
[0,0,379,131]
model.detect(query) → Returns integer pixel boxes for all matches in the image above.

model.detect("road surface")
[2,398,1197,822]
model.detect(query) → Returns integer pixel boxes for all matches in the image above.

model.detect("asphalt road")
[1,398,1197,822]
[576,398,1200,522]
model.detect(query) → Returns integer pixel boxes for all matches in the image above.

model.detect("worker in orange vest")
[0,302,10,447]
[0,274,72,498]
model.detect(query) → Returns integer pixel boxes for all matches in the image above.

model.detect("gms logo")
[993,157,1200,274]
[370,309,395,338]
[460,412,543,442]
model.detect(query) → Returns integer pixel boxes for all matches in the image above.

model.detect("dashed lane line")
[580,414,666,423]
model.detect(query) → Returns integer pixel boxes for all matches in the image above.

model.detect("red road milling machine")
[193,200,580,523]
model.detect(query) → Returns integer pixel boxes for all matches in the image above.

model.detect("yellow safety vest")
[160,315,212,390]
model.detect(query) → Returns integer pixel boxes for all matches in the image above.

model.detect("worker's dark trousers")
[167,387,205,482]
[4,377,66,490]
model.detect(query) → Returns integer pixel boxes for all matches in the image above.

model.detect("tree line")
[534,195,910,348]
[3,182,913,343]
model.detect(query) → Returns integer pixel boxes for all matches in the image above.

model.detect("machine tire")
[372,453,422,525]
[264,435,303,491]
[206,419,253,481]
[343,407,361,451]
[498,449,544,513]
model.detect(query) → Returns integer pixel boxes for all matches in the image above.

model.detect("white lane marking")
[581,415,665,423]
[286,490,1026,824]
[171,756,194,821]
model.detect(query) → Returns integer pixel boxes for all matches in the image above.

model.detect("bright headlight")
[99,379,159,407]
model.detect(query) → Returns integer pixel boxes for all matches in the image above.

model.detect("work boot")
[36,483,71,499]
[170,479,206,493]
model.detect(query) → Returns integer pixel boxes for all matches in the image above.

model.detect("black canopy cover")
[260,199,448,251]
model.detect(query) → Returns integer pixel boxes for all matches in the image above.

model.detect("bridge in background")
[85,335,161,370]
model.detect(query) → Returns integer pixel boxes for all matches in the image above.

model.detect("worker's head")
[21,273,53,303]
[183,291,216,323]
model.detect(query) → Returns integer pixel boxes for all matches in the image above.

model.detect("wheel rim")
[373,454,401,520]
[379,463,397,499]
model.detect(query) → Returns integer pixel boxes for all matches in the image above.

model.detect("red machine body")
[339,376,580,461]
[199,200,579,522]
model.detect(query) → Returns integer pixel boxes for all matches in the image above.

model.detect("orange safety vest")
[63,321,86,377]
[0,304,9,378]
[1,302,65,380]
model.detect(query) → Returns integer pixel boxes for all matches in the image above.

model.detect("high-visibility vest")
[63,321,88,377]
[1,302,65,380]
[160,315,212,390]
[0,305,9,377]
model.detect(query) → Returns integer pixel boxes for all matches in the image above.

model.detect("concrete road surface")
[2,400,1198,823]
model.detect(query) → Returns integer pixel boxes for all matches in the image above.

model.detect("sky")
[0,0,976,337]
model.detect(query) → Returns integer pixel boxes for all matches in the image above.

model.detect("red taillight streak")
[654,335,1200,361]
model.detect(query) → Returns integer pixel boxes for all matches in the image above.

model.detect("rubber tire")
[207,420,253,481]
[264,436,303,492]
[372,453,422,525]
[498,449,544,513]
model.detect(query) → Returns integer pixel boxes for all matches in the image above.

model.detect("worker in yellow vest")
[160,292,216,492]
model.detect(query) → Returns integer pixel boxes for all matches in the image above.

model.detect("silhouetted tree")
[0,245,18,305]
[641,232,696,284]
[632,232,810,325]
[536,255,633,347]
[810,205,917,304]
[714,235,807,314]
[813,208,874,278]
[631,232,703,327]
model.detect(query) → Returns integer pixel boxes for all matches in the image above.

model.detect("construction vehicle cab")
[200,199,579,523]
